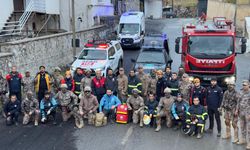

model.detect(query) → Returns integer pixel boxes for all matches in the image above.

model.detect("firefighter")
[81,69,92,92]
[206,77,223,137]
[171,93,189,130]
[235,80,250,149]
[136,66,149,100]
[34,66,52,102]
[164,66,172,82]
[21,91,39,126]
[127,88,145,127]
[105,68,118,96]
[22,71,34,97]
[79,86,99,126]
[117,67,128,103]
[189,78,207,108]
[220,80,239,143]
[144,92,158,126]
[179,73,192,103]
[0,71,8,117]
[40,91,58,125]
[4,94,21,126]
[6,66,23,101]
[99,89,121,123]
[61,71,75,92]
[54,84,83,128]
[156,70,167,102]
[155,87,175,132]
[92,69,106,103]
[51,67,64,94]
[73,67,84,96]
[185,96,208,139]
[127,69,142,97]
[148,69,157,95]
[167,72,179,97]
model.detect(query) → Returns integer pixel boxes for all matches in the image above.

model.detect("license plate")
[203,77,211,81]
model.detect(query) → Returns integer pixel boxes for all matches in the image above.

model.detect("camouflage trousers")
[239,111,250,143]
[61,105,84,128]
[224,109,238,128]
[156,110,172,128]
[23,110,40,125]
[132,109,144,124]
[81,111,96,125]
[0,94,7,115]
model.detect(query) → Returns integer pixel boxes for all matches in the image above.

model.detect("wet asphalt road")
[1,18,250,150]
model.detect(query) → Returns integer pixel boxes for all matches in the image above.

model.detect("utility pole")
[71,0,76,58]
[172,0,174,12]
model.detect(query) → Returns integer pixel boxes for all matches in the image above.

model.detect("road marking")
[121,126,134,145]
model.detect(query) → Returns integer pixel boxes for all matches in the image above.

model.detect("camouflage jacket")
[221,89,238,111]
[136,73,149,94]
[22,77,34,93]
[237,89,250,112]
[55,91,78,106]
[21,97,39,113]
[0,76,8,93]
[117,74,128,93]
[179,81,192,102]
[148,77,157,94]
[81,77,92,91]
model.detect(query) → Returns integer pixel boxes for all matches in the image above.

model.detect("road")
[1,18,250,150]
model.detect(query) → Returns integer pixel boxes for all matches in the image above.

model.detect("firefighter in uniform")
[127,70,142,97]
[79,86,99,126]
[220,80,239,143]
[21,90,39,126]
[179,73,192,103]
[235,80,250,149]
[136,66,149,100]
[185,96,208,139]
[73,67,84,96]
[155,87,175,132]
[55,84,83,128]
[127,88,145,127]
[0,71,8,117]
[117,68,128,103]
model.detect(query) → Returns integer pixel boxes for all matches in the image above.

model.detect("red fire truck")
[175,17,247,88]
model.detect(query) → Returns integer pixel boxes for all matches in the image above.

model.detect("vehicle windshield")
[119,23,139,34]
[188,36,234,58]
[78,49,107,60]
[137,51,165,64]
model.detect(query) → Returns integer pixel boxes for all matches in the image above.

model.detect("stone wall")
[0,25,114,76]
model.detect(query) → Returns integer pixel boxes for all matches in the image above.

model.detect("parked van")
[117,11,145,49]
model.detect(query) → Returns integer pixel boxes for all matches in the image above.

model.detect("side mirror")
[175,37,181,54]
[131,58,136,63]
[141,31,144,35]
[109,56,115,60]
[241,37,247,54]
[74,56,77,60]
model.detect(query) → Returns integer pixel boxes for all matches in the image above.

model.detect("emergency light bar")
[84,40,111,48]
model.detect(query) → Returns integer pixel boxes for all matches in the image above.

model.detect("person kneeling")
[171,93,189,130]
[40,91,58,125]
[79,86,99,126]
[99,89,121,124]
[4,95,21,126]
[185,96,208,139]
[144,92,158,127]
[22,91,40,126]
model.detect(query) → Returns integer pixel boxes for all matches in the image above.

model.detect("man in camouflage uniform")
[117,68,128,103]
[136,66,149,100]
[79,86,99,126]
[81,69,92,92]
[236,80,250,149]
[220,80,239,143]
[155,87,175,132]
[22,71,34,97]
[127,88,145,127]
[179,73,192,103]
[51,67,64,94]
[0,71,8,117]
[148,69,157,95]
[55,84,83,128]
[21,91,39,126]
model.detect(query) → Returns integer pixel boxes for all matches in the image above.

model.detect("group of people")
[0,64,250,149]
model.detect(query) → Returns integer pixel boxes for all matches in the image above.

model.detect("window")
[115,43,122,51]
[108,47,115,57]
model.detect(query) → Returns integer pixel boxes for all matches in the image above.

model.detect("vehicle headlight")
[189,76,194,82]
[224,76,236,84]
[135,36,140,40]
[71,66,76,71]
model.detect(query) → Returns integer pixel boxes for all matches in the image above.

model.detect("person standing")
[167,72,179,97]
[105,68,118,96]
[189,78,207,108]
[179,73,192,103]
[164,66,172,82]
[0,71,8,117]
[220,80,239,143]
[235,80,250,149]
[51,67,64,94]
[61,71,75,92]
[92,69,106,103]
[81,69,92,92]
[6,66,23,101]
[22,71,34,97]
[34,66,52,102]
[136,66,149,100]
[117,68,128,103]
[206,77,223,137]
[148,69,157,95]
[156,70,167,102]
[127,69,142,97]
[73,68,84,96]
